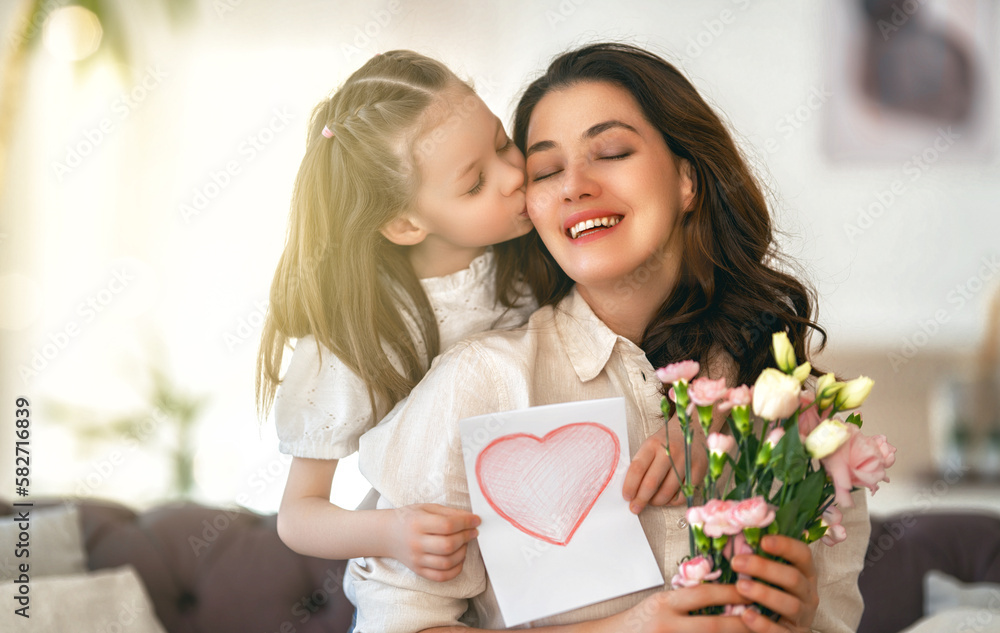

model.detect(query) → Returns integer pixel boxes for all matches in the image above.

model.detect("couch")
[3,499,998,633]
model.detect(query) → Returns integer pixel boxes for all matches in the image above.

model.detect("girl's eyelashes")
[497,137,513,153]
[601,151,631,160]
[467,174,485,195]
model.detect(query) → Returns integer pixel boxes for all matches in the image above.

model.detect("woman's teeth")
[569,216,620,239]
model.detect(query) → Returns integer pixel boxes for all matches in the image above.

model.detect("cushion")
[925,569,1000,615]
[899,607,1000,633]
[0,503,86,581]
[0,565,167,632]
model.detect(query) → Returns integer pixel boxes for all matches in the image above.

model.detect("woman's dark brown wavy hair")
[512,42,826,387]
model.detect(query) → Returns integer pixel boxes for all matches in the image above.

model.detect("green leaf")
[771,422,808,483]
[755,470,774,500]
[845,412,863,428]
[798,472,826,522]
[774,493,803,536]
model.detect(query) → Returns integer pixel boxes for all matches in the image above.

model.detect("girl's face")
[405,88,532,268]
[524,81,695,297]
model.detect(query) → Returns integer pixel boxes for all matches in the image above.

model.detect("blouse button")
[677,517,688,529]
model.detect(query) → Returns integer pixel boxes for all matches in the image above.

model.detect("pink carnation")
[726,385,752,407]
[707,432,736,456]
[688,499,742,538]
[717,385,753,415]
[732,497,776,529]
[821,426,897,507]
[764,427,785,447]
[656,360,700,385]
[670,555,722,589]
[689,377,728,407]
[821,505,847,546]
[724,604,749,616]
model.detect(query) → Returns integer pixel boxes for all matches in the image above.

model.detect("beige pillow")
[0,503,86,582]
[900,606,1000,633]
[924,570,1000,615]
[0,565,167,633]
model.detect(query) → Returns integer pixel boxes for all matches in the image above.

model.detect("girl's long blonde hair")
[257,51,528,420]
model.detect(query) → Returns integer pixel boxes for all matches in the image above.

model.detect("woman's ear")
[679,159,696,213]
[380,214,428,246]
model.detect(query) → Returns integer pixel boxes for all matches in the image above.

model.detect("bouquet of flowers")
[658,332,896,613]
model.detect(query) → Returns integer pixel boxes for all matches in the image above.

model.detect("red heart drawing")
[475,422,620,546]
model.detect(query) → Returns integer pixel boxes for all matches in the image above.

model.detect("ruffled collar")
[419,247,495,296]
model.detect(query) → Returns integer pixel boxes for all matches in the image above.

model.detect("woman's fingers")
[731,536,819,630]
[632,451,673,512]
[623,440,656,506]
[735,579,802,623]
[667,582,748,612]
[650,470,682,506]
[760,535,817,582]
[740,607,794,633]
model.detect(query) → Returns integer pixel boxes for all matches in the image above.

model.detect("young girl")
[257,50,535,581]
[258,50,693,583]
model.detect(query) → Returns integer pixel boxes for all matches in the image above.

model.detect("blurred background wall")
[0,0,998,516]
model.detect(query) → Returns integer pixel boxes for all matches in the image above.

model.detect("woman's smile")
[564,210,623,240]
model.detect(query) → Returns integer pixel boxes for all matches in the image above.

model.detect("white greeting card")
[459,397,663,626]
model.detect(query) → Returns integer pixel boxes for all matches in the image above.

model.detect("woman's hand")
[623,419,709,513]
[389,504,481,582]
[731,535,819,632]
[620,585,751,633]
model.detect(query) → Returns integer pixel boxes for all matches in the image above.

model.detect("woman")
[350,43,869,633]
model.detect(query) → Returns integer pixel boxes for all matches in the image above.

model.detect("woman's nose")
[561,163,600,202]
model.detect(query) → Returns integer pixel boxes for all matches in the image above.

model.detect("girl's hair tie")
[321,125,334,139]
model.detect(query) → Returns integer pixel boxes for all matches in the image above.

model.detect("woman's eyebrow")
[526,119,639,158]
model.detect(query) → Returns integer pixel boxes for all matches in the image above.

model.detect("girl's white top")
[274,249,536,460]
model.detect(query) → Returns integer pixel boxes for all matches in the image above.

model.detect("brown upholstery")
[858,511,1000,633]
[1,499,353,633]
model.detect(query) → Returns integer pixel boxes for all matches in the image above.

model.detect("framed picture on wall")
[823,0,995,162]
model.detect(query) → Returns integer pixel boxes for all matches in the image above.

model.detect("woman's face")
[524,81,694,297]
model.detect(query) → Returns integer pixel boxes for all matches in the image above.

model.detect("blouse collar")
[554,286,641,383]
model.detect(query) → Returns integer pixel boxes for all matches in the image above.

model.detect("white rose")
[752,368,801,421]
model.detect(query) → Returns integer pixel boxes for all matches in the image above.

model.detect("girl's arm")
[277,456,481,581]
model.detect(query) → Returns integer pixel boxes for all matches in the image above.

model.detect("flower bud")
[805,419,851,459]
[707,432,736,457]
[834,376,874,410]
[816,373,842,410]
[792,361,812,383]
[772,331,797,373]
